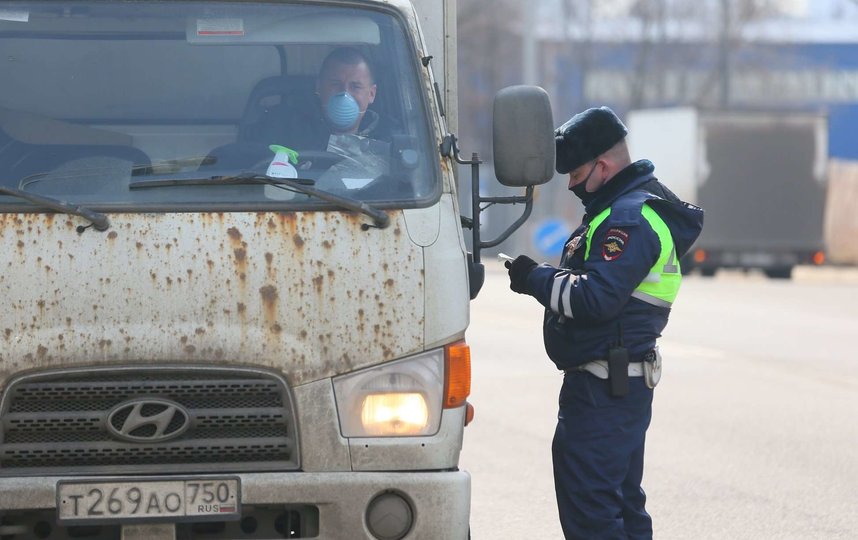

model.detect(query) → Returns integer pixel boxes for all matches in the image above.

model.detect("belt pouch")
[607,346,629,397]
[643,348,662,389]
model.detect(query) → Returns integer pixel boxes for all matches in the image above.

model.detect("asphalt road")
[460,263,858,540]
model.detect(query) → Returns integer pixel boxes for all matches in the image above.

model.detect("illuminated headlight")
[333,350,443,437]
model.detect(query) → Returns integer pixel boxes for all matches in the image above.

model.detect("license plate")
[57,478,240,524]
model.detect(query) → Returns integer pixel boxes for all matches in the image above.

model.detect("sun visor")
[186,15,380,45]
[0,107,132,146]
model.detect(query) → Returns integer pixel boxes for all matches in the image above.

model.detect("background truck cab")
[0,1,553,539]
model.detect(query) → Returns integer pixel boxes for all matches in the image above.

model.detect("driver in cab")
[276,47,393,145]
[264,47,395,189]
[316,47,380,140]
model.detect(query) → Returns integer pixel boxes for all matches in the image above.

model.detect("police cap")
[555,106,628,174]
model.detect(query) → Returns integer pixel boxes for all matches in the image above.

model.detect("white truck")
[627,107,828,278]
[0,1,554,539]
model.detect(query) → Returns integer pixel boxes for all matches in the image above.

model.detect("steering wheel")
[291,150,346,170]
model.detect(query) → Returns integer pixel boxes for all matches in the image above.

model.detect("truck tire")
[764,267,793,279]
[700,267,717,277]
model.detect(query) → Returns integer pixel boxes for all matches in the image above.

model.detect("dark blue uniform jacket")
[526,160,704,369]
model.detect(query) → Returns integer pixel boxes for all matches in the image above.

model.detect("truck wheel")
[764,267,793,279]
[700,267,717,277]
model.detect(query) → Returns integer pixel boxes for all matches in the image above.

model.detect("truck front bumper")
[0,470,470,539]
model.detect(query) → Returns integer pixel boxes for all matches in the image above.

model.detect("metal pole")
[523,2,537,85]
[719,0,731,107]
[470,153,481,263]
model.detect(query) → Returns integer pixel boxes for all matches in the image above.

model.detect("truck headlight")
[333,350,443,437]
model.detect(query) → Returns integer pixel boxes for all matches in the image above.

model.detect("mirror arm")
[443,134,535,299]
[476,186,534,251]
[479,194,529,204]
[443,132,537,262]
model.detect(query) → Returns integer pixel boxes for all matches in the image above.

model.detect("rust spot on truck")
[439,155,451,174]
[107,231,118,240]
[260,284,278,302]
[227,227,242,242]
[258,285,280,341]
[0,210,425,385]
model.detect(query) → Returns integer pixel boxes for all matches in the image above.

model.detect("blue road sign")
[533,219,572,258]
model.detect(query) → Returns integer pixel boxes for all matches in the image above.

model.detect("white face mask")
[325,92,361,129]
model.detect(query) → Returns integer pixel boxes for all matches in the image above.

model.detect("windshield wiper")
[129,173,390,229]
[0,185,109,232]
[128,173,315,189]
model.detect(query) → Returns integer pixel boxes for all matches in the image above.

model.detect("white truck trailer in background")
[0,1,554,538]
[627,107,828,278]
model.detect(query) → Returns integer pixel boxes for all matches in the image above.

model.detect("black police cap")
[555,106,628,174]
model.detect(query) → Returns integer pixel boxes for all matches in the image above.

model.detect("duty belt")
[566,349,659,380]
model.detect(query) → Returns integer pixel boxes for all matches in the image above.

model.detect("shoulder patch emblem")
[602,228,629,261]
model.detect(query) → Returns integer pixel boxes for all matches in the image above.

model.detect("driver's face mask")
[325,92,361,130]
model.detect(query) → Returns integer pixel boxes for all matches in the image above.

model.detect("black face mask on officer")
[569,161,599,203]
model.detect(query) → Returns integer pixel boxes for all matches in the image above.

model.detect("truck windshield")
[0,2,438,212]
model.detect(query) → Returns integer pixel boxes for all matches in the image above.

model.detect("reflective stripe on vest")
[584,204,681,307]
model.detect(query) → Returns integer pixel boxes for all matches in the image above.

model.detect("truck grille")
[0,366,300,475]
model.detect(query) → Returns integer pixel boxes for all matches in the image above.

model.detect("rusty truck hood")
[0,211,423,387]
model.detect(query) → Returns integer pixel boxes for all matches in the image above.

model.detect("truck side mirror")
[446,85,554,299]
[492,85,555,187]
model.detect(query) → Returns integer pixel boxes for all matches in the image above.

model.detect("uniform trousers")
[552,370,654,540]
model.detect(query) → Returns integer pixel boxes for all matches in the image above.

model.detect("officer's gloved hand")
[505,255,537,294]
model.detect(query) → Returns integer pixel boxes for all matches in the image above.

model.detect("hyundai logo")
[106,398,191,443]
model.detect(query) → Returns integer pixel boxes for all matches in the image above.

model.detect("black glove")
[505,255,537,294]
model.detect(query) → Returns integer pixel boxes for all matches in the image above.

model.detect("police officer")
[505,106,703,540]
